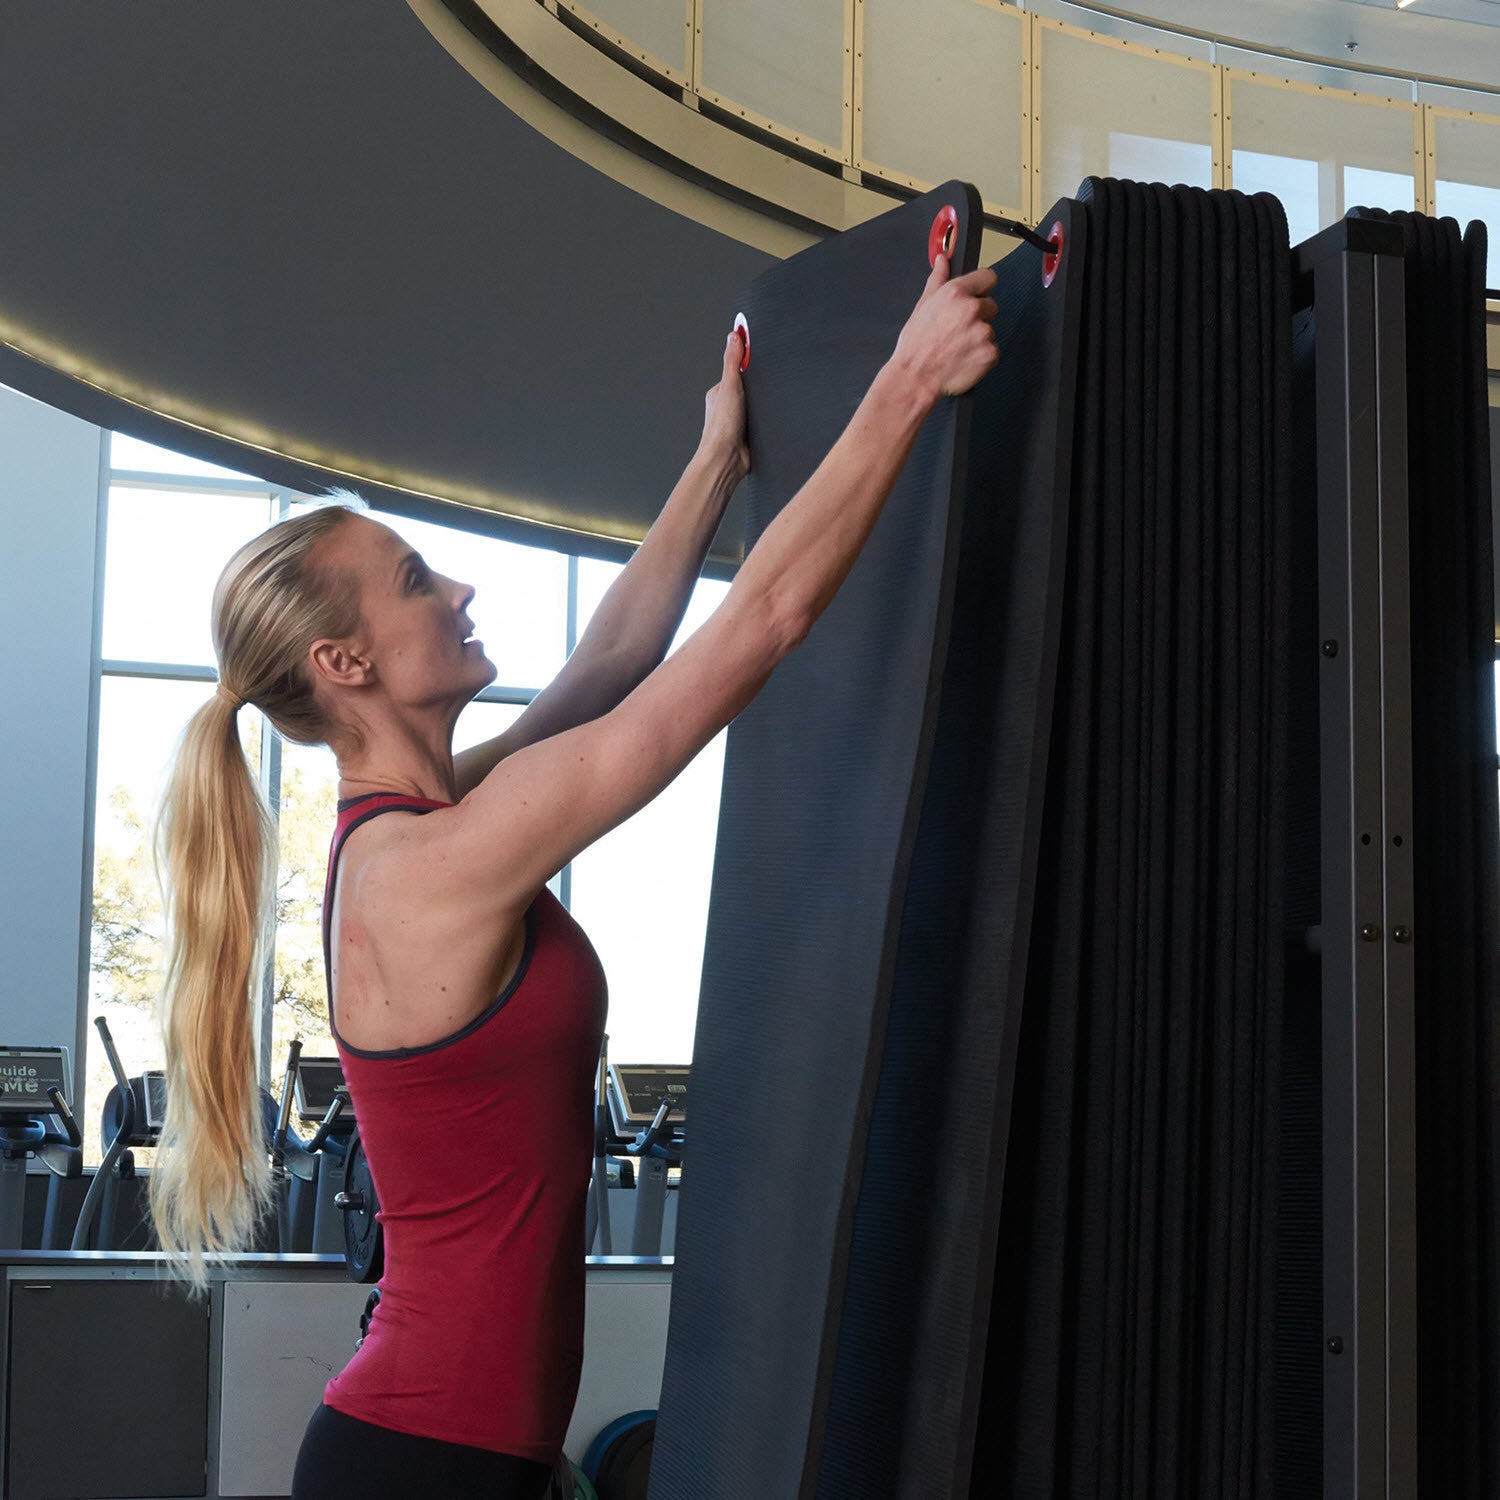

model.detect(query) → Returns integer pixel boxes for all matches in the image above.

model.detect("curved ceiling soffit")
[0,1,785,567]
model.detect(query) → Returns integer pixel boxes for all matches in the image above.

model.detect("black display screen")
[0,1047,69,1116]
[610,1065,689,1128]
[294,1057,350,1122]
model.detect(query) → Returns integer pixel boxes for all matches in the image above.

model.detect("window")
[87,435,728,1158]
[1227,75,1417,250]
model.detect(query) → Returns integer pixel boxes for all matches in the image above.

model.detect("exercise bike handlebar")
[71,1015,137,1252]
[46,1086,81,1149]
[303,1089,348,1153]
[272,1038,303,1179]
[602,1098,682,1160]
[92,1015,135,1145]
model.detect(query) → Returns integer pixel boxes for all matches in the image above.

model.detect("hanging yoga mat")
[652,181,1085,1498]
[816,198,1086,1499]
[650,181,988,1500]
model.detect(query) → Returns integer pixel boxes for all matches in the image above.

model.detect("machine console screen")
[0,1046,69,1116]
[610,1065,689,1128]
[295,1057,352,1123]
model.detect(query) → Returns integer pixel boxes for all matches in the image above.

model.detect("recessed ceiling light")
[1396,0,1418,9]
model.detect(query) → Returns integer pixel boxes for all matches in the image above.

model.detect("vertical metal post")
[1300,216,1417,1498]
[256,490,290,1084]
[559,553,580,910]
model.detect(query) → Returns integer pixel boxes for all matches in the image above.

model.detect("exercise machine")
[586,1037,685,1259]
[268,1041,355,1254]
[0,1044,82,1250]
[70,1014,164,1251]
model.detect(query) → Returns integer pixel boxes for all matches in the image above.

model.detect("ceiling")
[0,1,773,564]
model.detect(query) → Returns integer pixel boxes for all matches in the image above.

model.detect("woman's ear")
[307,637,376,690]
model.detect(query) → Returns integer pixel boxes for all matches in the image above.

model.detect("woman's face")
[317,514,497,714]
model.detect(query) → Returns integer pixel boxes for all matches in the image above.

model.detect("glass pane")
[1434,112,1500,292]
[1344,165,1414,215]
[1233,149,1319,245]
[102,487,275,665]
[454,699,527,756]
[577,557,624,638]
[1230,76,1415,249]
[88,675,263,1162]
[268,739,340,1069]
[109,431,262,483]
[569,730,726,1065]
[700,0,846,150]
[567,576,730,1064]
[860,0,1025,210]
[1038,25,1213,208]
[369,510,569,690]
[568,0,688,73]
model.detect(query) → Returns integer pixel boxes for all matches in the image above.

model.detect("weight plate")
[340,1130,384,1283]
[582,1410,655,1481]
[592,1416,655,1500]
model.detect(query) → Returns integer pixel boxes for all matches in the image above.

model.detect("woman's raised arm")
[451,334,750,795]
[395,255,998,921]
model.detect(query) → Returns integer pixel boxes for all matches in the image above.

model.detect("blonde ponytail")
[149,502,361,1289]
[150,690,277,1288]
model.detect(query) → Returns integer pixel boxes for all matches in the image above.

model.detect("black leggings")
[291,1403,553,1500]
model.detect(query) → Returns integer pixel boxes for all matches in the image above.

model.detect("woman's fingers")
[723,327,745,381]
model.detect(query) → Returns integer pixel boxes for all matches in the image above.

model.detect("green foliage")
[90,756,339,1053]
[89,787,163,1006]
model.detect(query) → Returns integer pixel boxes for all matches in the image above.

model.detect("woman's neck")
[334,714,460,805]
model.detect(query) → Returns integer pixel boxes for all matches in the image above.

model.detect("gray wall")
[0,386,103,1077]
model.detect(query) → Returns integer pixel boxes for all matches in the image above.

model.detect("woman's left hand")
[697,328,750,485]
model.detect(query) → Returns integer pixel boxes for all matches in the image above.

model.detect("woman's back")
[321,794,608,1460]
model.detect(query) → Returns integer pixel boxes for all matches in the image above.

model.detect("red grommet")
[928,205,959,268]
[1042,222,1065,288]
[733,312,750,372]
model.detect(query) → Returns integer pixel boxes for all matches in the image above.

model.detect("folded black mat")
[651,181,1084,1499]
[650,182,987,1500]
[983,181,1290,1500]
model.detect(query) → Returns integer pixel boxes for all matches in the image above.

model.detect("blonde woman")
[150,255,998,1499]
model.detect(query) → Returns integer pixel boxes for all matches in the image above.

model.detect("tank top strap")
[321,792,454,1002]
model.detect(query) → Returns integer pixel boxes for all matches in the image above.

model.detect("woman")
[148,252,998,1499]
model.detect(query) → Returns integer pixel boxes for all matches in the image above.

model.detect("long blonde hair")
[150,502,361,1289]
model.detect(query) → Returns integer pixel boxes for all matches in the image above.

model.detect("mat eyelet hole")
[928,205,960,269]
[1042,221,1065,288]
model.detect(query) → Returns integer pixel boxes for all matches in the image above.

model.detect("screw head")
[1394,926,1412,943]
[1328,1335,1345,1354]
[1360,923,1380,942]
[1321,639,1339,658]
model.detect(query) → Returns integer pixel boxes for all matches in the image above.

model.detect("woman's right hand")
[889,253,1000,402]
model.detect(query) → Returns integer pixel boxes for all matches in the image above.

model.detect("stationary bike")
[0,1044,82,1250]
[70,1014,165,1251]
[581,1038,687,1500]
[267,1040,356,1255]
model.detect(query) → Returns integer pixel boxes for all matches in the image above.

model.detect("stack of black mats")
[1347,206,1500,1500]
[651,179,1293,1499]
[651,179,1086,1500]
[980,180,1292,1499]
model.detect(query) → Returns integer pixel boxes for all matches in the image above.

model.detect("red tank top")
[319,793,608,1461]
